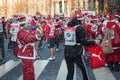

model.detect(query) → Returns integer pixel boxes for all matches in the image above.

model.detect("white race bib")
[64,26,77,45]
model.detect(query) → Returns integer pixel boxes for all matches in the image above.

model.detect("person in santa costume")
[16,16,42,80]
[54,22,62,51]
[86,16,99,40]
[83,16,99,53]
[9,17,21,61]
[111,12,120,71]
[29,19,42,59]
[42,20,49,42]
[105,21,120,71]
[98,17,120,71]
[115,12,120,26]
[46,20,56,61]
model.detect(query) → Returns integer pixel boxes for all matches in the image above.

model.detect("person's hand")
[4,39,8,42]
[37,33,42,38]
[37,33,43,38]
[95,40,100,45]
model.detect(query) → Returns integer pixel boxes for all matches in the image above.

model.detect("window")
[83,1,85,9]
[59,1,62,13]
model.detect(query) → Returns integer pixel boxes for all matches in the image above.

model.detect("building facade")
[0,0,120,18]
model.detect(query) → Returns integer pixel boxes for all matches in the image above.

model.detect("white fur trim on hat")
[115,15,120,18]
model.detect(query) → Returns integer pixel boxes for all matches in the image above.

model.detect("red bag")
[90,46,105,69]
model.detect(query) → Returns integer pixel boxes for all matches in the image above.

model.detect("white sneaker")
[56,48,59,51]
[48,57,55,61]
[105,63,108,67]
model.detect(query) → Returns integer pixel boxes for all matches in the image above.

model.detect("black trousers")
[7,36,13,49]
[65,55,89,80]
[55,35,61,48]
[0,34,5,59]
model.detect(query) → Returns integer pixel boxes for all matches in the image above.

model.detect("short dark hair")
[2,17,5,19]
[67,17,79,27]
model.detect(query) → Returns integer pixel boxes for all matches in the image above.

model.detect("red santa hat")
[36,11,41,15]
[99,15,103,19]
[47,15,51,20]
[84,13,88,16]
[109,14,114,20]
[20,16,26,22]
[74,9,81,15]
[30,19,36,26]
[36,11,41,17]
[57,20,63,26]
[115,12,120,18]
[106,22,115,28]
[13,15,18,19]
[103,14,109,19]
[74,9,82,18]
[19,16,31,24]
[90,16,98,21]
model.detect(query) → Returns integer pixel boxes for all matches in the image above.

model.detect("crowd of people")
[0,10,120,80]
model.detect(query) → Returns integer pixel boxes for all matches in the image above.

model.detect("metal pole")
[62,0,64,14]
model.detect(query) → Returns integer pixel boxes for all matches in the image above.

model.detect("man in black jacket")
[64,17,100,80]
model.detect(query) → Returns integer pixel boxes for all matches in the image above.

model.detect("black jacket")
[64,17,95,57]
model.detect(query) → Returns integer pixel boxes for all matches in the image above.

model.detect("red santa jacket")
[42,23,49,41]
[98,22,120,48]
[104,22,120,63]
[16,28,41,59]
[47,24,55,39]
[87,23,98,39]
[107,22,120,47]
[55,27,62,35]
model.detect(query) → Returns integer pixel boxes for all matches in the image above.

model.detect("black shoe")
[14,58,20,61]
[35,55,40,60]
[0,59,6,64]
[114,67,119,72]
[109,66,114,70]
[114,62,119,72]
[107,62,114,70]
[0,59,3,62]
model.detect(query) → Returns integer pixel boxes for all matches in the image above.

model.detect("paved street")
[0,40,120,80]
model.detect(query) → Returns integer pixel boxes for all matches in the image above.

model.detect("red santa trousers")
[106,48,120,63]
[22,59,35,80]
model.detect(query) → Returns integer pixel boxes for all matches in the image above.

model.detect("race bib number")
[64,26,77,45]
[50,28,54,35]
[65,31,74,41]
[11,28,15,31]
[10,24,19,33]
[91,26,97,32]
[110,30,114,39]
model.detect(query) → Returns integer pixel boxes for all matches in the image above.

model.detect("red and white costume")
[16,27,41,80]
[98,21,120,63]
[47,23,55,39]
[42,22,49,41]
[87,23,98,39]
